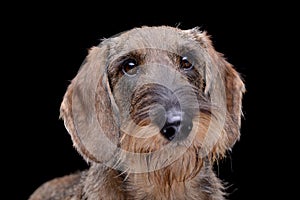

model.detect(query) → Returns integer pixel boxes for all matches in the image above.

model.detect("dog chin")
[119,140,204,182]
[119,122,205,179]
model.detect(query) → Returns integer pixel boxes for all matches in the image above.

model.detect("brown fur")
[29,25,245,200]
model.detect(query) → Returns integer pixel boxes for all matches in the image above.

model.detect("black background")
[4,2,291,200]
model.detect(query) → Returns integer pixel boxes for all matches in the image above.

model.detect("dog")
[29,25,245,200]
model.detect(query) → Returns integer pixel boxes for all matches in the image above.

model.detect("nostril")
[161,125,178,140]
[158,108,193,141]
[160,115,193,141]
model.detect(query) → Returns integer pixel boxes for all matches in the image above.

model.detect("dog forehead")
[106,26,202,56]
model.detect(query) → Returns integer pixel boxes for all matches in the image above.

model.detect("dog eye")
[122,59,139,76]
[180,56,194,71]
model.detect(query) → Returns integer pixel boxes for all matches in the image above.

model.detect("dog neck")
[126,171,198,199]
[123,159,225,199]
[83,160,225,199]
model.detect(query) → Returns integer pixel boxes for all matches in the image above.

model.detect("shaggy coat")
[29,25,245,200]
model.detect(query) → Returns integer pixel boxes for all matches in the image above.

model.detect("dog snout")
[130,83,195,140]
[160,108,193,141]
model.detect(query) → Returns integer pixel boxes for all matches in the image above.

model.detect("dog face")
[60,26,245,179]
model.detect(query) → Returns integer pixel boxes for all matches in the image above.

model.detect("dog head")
[60,26,245,180]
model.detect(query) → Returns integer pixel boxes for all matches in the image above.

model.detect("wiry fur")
[29,25,245,200]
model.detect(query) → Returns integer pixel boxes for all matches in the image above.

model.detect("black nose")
[160,110,193,141]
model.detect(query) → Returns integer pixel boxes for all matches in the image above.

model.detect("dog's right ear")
[60,45,120,164]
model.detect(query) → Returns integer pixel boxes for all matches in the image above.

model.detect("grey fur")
[29,25,245,200]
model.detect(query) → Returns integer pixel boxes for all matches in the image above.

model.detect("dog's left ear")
[221,60,245,149]
[188,28,245,153]
[59,45,120,164]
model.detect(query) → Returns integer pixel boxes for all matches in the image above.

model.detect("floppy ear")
[222,61,245,148]
[188,28,245,154]
[60,45,120,164]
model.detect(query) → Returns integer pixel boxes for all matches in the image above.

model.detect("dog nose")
[160,110,193,141]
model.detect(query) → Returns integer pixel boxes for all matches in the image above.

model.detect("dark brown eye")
[122,59,139,76]
[180,56,194,71]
